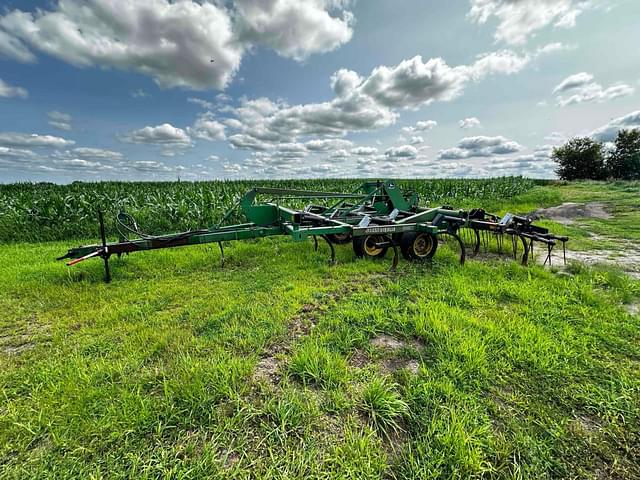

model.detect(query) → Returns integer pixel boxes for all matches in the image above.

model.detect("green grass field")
[1,181,639,479]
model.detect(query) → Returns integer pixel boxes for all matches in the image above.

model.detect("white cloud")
[329,148,351,159]
[47,111,72,131]
[122,123,192,146]
[0,146,37,159]
[351,146,378,156]
[0,29,35,62]
[0,78,27,98]
[544,131,567,143]
[402,120,437,133]
[52,147,123,162]
[0,0,354,91]
[235,0,353,61]
[385,145,418,159]
[438,135,523,159]
[468,0,589,45]
[552,72,593,94]
[591,110,640,142]
[189,113,226,141]
[553,73,634,107]
[0,1,242,90]
[221,47,554,157]
[408,136,424,145]
[187,97,215,110]
[459,117,481,129]
[131,89,149,99]
[306,138,353,152]
[0,132,74,148]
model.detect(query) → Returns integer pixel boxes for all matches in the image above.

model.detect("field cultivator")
[58,180,568,282]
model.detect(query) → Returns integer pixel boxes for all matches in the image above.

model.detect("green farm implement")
[58,180,568,282]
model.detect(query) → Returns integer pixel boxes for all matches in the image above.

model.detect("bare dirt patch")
[626,303,639,316]
[370,334,405,350]
[538,244,640,279]
[353,335,424,374]
[253,356,282,383]
[533,202,613,224]
[348,349,369,368]
[380,358,420,375]
[532,202,640,278]
[0,315,49,355]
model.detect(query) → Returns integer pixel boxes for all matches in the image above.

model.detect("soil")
[533,202,613,224]
[532,202,640,278]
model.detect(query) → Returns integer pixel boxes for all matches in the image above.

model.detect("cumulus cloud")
[468,0,589,45]
[0,140,216,180]
[305,138,353,152]
[47,111,72,131]
[0,1,241,90]
[0,0,354,90]
[385,145,418,159]
[235,0,353,61]
[402,120,437,134]
[122,123,191,146]
[350,146,378,156]
[221,47,555,157]
[188,113,226,141]
[459,117,481,129]
[0,132,74,148]
[0,78,27,98]
[438,135,523,159]
[553,72,634,107]
[590,110,640,142]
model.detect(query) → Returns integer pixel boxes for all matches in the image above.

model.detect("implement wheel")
[353,235,388,259]
[401,232,438,261]
[327,232,352,245]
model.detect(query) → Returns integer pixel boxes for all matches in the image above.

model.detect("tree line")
[552,129,640,180]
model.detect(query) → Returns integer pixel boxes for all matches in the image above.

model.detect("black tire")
[400,232,438,261]
[353,235,388,259]
[327,232,352,245]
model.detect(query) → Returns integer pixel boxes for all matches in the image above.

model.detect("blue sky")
[0,0,639,183]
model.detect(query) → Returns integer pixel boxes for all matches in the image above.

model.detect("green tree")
[551,137,607,180]
[607,129,640,180]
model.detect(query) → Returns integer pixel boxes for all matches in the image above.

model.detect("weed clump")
[359,377,409,436]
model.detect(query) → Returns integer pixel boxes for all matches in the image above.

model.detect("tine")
[218,241,225,268]
[313,235,319,252]
[321,235,336,264]
[387,235,399,272]
[473,229,480,256]
[519,234,529,266]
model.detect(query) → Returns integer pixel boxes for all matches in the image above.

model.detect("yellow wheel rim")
[363,235,383,256]
[413,234,433,257]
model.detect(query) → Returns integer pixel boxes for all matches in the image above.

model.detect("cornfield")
[0,178,537,242]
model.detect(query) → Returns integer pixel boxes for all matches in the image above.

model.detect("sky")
[0,0,639,183]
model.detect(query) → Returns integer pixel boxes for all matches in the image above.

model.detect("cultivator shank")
[58,180,568,281]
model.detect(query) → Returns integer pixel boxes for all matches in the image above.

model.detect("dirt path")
[533,202,640,278]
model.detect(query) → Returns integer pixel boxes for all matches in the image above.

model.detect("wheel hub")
[364,235,384,256]
[413,234,433,257]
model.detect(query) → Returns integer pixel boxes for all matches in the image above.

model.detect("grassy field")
[0,181,639,478]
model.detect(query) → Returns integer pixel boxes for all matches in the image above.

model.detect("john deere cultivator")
[59,180,568,282]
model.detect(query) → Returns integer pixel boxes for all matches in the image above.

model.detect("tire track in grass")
[252,276,380,384]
